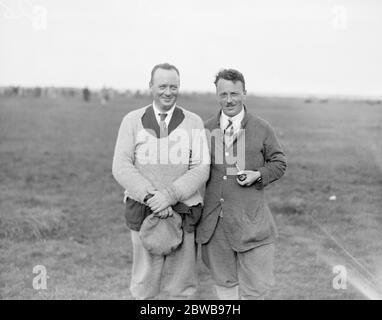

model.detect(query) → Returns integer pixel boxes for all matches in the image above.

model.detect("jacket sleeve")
[256,124,287,189]
[112,113,156,203]
[163,117,211,203]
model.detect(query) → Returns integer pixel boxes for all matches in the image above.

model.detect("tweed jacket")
[196,107,287,251]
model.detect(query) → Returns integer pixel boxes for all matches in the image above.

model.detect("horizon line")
[0,85,381,100]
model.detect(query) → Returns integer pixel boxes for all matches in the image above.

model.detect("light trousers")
[202,217,275,300]
[130,230,197,299]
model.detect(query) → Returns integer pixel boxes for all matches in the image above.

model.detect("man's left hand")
[146,190,172,213]
[236,170,261,187]
[153,207,174,219]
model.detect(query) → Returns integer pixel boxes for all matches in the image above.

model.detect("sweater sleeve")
[164,117,211,203]
[112,113,156,203]
[256,124,287,189]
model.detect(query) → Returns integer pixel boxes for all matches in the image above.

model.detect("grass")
[0,206,68,240]
[0,93,382,299]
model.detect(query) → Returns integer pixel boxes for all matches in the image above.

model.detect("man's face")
[216,79,246,117]
[150,68,180,111]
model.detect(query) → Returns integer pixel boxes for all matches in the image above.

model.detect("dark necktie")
[159,113,168,137]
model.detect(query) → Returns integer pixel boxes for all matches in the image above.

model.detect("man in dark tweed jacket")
[196,69,287,299]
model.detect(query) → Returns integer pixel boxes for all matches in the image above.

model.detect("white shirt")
[152,101,176,127]
[220,107,245,134]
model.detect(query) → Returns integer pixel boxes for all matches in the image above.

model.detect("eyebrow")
[219,91,240,94]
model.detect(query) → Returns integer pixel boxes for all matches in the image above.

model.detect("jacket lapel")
[211,110,224,146]
[234,105,250,144]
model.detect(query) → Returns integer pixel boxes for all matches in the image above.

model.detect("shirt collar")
[152,101,176,121]
[220,107,245,129]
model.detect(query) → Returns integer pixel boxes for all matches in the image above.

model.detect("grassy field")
[1,93,382,299]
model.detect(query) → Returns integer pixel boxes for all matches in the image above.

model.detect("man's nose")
[227,94,232,103]
[164,87,171,95]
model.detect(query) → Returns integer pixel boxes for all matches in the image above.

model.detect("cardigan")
[112,104,210,229]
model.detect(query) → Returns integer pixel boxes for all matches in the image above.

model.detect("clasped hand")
[146,190,172,215]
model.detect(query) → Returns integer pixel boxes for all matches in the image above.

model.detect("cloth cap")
[139,211,183,255]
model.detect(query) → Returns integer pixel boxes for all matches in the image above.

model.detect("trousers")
[130,230,197,299]
[201,217,275,300]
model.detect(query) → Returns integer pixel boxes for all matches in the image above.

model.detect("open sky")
[0,0,381,96]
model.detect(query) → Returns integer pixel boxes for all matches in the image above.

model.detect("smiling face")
[149,68,180,112]
[216,78,246,117]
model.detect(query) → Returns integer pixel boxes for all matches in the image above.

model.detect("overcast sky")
[0,0,381,96]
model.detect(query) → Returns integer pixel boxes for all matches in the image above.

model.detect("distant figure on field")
[100,87,110,105]
[82,87,90,102]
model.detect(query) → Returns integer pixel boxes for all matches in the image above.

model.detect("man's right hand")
[146,190,173,213]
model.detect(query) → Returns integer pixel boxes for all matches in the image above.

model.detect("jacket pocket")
[240,204,273,242]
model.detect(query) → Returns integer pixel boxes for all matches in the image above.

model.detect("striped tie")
[224,118,234,137]
[159,113,168,137]
[223,118,234,146]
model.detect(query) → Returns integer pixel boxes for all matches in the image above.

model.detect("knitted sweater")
[112,105,210,207]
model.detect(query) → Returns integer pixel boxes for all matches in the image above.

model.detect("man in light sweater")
[197,69,287,299]
[112,63,210,299]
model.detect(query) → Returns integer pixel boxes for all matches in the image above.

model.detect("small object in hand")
[237,173,247,181]
[235,162,247,182]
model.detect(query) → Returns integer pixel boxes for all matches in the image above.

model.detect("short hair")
[214,68,246,91]
[150,63,180,84]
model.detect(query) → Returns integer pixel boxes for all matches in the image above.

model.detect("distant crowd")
[0,86,152,104]
[0,86,217,104]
